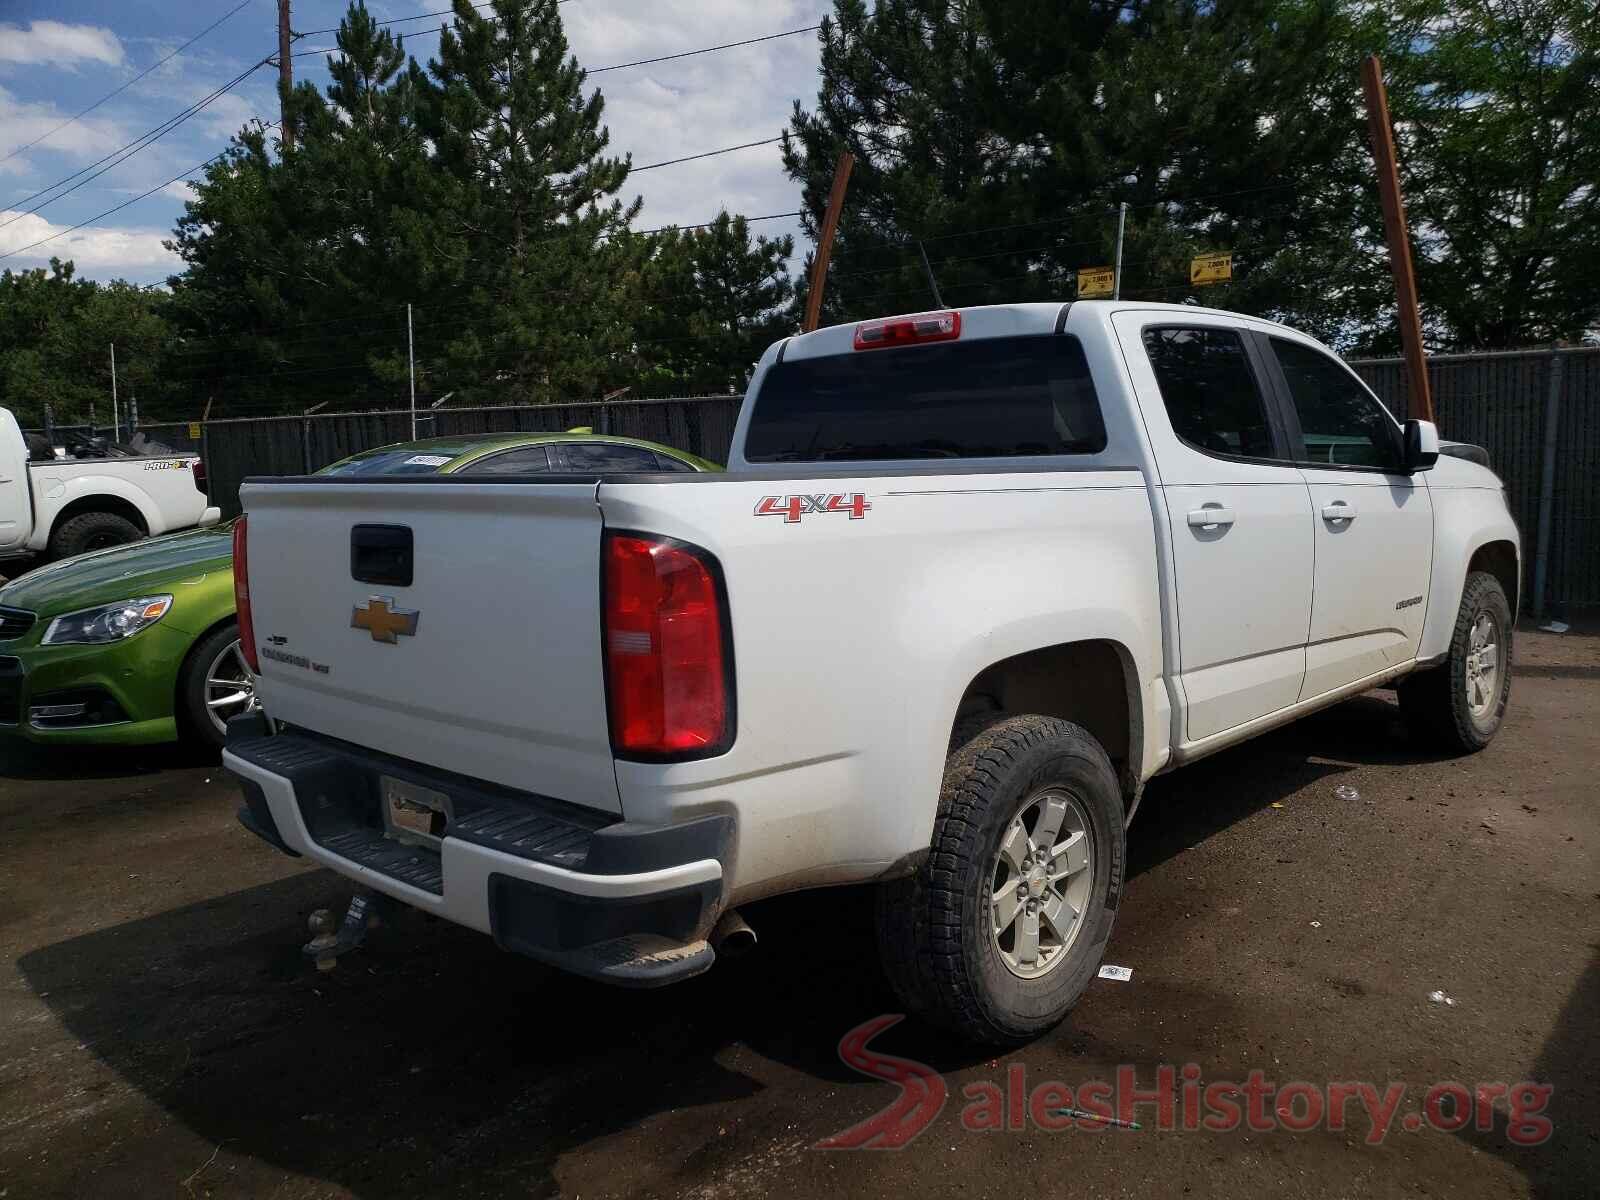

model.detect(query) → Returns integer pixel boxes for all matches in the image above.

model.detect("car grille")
[0,606,36,641]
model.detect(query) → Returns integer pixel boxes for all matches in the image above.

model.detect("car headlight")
[42,595,173,645]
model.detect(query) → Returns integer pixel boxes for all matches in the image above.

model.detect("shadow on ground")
[0,737,217,781]
[14,691,1486,1196]
[1457,952,1600,1199]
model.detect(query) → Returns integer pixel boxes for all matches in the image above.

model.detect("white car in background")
[0,406,220,566]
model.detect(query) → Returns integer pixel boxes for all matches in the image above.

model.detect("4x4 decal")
[755,493,871,524]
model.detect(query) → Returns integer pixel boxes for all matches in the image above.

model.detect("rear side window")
[1142,327,1276,459]
[742,334,1107,462]
[456,446,552,475]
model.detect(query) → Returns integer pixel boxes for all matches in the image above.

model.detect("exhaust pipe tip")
[710,908,757,957]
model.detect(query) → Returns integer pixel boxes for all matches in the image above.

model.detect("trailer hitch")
[303,890,389,971]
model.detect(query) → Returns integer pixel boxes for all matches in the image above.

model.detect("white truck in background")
[0,406,221,565]
[225,300,1520,1045]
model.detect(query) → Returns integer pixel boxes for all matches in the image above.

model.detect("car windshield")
[317,448,464,476]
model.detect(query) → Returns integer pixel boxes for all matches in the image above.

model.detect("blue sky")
[0,0,829,284]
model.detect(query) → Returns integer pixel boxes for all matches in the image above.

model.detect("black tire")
[48,511,143,560]
[876,713,1126,1045]
[1398,570,1513,753]
[178,622,244,750]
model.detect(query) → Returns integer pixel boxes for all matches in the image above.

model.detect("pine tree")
[636,214,796,394]
[419,0,641,401]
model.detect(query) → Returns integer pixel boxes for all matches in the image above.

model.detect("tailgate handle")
[351,524,414,587]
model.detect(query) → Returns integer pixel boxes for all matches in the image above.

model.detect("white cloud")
[0,210,178,277]
[561,1,829,246]
[0,21,125,69]
[0,85,129,174]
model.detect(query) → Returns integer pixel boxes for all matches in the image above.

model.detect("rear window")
[742,334,1107,462]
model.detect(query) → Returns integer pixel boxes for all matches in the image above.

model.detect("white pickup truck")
[0,406,221,563]
[225,301,1519,1044]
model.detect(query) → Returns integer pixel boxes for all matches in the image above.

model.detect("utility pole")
[277,0,295,153]
[1112,202,1129,300]
[109,343,119,441]
[802,151,855,332]
[1361,54,1432,424]
[407,303,417,440]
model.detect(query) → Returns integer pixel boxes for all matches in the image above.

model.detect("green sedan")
[0,432,718,749]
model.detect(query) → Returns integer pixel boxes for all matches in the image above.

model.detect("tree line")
[1,0,1594,431]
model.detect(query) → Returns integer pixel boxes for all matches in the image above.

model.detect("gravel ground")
[0,622,1595,1199]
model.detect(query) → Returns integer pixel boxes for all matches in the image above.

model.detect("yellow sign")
[1077,267,1115,298]
[188,421,202,439]
[1190,252,1233,286]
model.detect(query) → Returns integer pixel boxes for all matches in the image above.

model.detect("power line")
[297,0,574,39]
[0,0,256,166]
[295,22,819,73]
[590,26,821,73]
[0,125,278,264]
[633,137,781,172]
[0,57,272,229]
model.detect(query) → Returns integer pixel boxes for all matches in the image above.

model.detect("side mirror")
[1404,419,1439,472]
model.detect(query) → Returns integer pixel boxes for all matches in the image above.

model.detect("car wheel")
[179,622,258,749]
[48,511,143,560]
[1399,570,1513,753]
[876,713,1125,1045]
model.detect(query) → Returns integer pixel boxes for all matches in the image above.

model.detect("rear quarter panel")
[599,470,1164,902]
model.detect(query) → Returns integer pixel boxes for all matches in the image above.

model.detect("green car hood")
[0,524,235,621]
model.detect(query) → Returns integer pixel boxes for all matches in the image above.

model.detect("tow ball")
[303,890,389,971]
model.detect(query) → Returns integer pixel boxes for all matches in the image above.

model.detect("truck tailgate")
[240,479,621,815]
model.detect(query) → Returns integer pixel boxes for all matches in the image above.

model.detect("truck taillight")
[233,516,259,673]
[603,532,732,759]
[192,458,208,495]
[853,309,961,350]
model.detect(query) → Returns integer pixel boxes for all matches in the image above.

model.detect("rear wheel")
[179,622,258,749]
[48,511,142,560]
[876,713,1125,1045]
[1399,570,1512,752]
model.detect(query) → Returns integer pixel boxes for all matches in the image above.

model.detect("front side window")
[1142,327,1276,459]
[1270,337,1401,470]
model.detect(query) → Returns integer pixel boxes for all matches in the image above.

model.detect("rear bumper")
[224,720,731,987]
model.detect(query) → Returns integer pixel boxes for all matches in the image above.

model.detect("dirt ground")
[1,623,1595,1199]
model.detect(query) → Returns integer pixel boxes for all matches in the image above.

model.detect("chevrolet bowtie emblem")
[351,596,419,644]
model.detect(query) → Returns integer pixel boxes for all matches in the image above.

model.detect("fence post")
[301,416,313,474]
[1531,345,1566,619]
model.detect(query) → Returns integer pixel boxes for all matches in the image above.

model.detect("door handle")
[1321,500,1357,523]
[1186,506,1235,529]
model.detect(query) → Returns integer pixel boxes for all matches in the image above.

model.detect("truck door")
[1260,334,1434,699]
[1114,313,1314,744]
[0,409,33,554]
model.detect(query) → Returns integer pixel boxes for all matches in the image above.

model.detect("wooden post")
[277,0,295,152]
[1361,54,1433,424]
[802,151,855,333]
